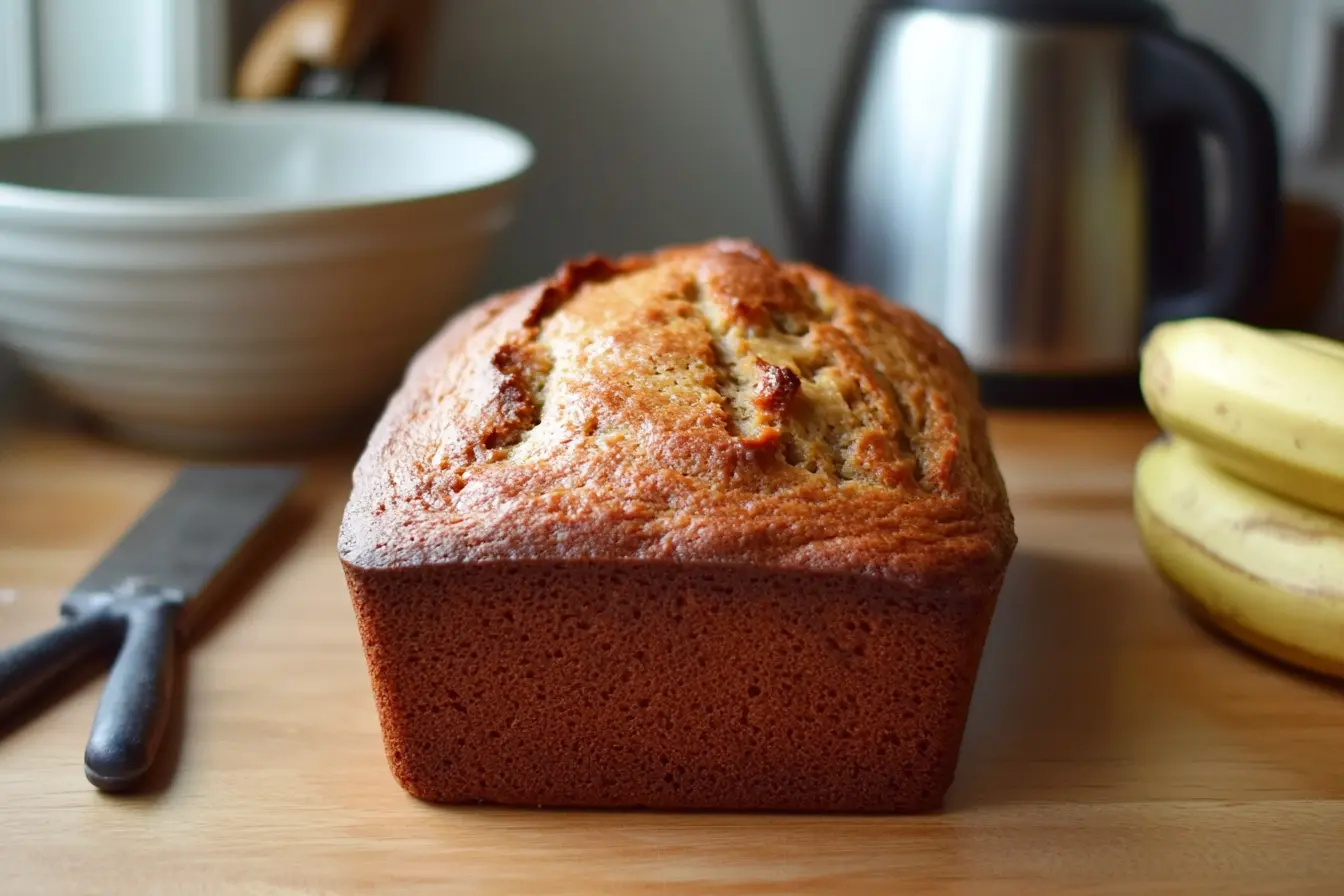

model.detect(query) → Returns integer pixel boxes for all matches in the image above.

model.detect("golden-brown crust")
[340,238,1017,813]
[339,238,1013,583]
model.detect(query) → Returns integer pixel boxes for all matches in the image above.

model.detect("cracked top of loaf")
[339,239,1015,584]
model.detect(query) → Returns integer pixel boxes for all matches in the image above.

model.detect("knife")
[0,465,302,791]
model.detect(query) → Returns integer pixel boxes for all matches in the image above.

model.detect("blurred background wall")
[228,0,1337,323]
[8,0,1340,328]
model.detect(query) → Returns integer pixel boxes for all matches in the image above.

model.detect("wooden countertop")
[2,413,1341,894]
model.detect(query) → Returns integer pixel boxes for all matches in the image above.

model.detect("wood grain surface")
[1,413,1341,895]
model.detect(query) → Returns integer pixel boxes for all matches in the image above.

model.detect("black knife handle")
[0,613,125,721]
[83,598,181,791]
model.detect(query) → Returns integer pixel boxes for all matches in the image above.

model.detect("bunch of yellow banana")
[1135,316,1344,678]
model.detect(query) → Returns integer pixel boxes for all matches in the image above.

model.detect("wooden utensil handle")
[235,0,437,102]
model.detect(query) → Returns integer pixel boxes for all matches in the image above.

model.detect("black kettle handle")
[1132,30,1281,329]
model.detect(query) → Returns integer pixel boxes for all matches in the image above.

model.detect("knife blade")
[0,465,302,791]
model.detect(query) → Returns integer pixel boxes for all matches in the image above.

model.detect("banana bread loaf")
[339,239,1015,813]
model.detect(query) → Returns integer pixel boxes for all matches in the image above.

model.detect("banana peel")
[1140,317,1344,515]
[1134,436,1344,679]
[1134,317,1344,679]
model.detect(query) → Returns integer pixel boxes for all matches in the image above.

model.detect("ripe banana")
[1277,329,1344,361]
[1134,436,1344,679]
[1139,317,1344,515]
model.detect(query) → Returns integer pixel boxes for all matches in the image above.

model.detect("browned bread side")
[339,238,1016,812]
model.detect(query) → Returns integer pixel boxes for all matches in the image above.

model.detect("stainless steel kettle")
[739,0,1282,407]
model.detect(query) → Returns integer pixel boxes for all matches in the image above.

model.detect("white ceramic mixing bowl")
[0,101,533,454]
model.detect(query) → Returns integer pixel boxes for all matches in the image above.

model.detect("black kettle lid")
[899,0,1172,27]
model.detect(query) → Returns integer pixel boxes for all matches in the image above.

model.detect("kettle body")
[817,0,1281,403]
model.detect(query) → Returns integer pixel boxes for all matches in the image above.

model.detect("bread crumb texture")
[349,562,996,812]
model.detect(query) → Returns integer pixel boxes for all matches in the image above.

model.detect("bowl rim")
[0,100,536,221]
